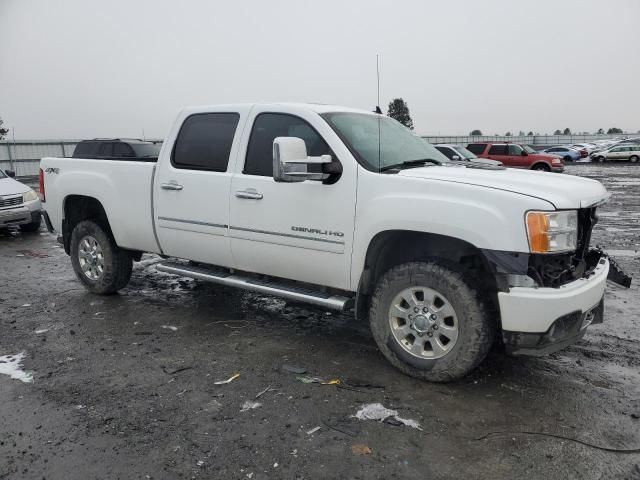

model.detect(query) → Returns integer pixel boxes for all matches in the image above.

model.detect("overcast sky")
[1,0,639,139]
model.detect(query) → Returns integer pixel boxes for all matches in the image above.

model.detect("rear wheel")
[596,156,605,163]
[369,262,494,382]
[70,220,132,294]
[532,163,550,171]
[630,155,639,163]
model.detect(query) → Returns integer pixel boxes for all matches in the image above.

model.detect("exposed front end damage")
[481,206,631,357]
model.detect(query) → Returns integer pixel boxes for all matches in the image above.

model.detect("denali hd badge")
[291,226,344,237]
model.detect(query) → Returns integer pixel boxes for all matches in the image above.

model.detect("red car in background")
[466,142,565,172]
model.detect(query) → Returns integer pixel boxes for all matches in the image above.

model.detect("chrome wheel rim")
[388,286,459,359]
[78,235,104,281]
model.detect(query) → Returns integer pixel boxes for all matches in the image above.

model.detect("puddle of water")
[0,352,34,383]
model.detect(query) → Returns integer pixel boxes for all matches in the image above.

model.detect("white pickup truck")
[39,103,630,382]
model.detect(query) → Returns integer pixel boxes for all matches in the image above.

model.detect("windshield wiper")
[379,158,441,172]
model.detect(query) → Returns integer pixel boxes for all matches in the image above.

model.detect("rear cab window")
[172,113,240,171]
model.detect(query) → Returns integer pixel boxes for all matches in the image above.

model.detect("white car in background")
[591,145,640,163]
[0,169,42,232]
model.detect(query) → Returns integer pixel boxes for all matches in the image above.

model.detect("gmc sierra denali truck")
[39,103,630,382]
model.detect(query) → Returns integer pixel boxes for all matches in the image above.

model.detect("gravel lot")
[1,164,639,480]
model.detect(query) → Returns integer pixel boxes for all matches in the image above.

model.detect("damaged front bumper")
[498,248,631,356]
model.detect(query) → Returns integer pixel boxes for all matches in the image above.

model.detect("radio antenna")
[375,54,382,114]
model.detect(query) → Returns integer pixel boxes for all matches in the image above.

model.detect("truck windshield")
[321,112,448,172]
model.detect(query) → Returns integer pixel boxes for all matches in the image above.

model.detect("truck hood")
[397,165,609,209]
[0,177,31,196]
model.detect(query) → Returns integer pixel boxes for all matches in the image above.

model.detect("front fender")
[350,171,552,290]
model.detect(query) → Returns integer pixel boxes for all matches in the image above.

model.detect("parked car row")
[541,137,640,164]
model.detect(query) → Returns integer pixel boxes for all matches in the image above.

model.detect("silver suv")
[592,145,640,163]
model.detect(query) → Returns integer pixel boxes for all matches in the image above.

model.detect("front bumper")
[0,203,41,228]
[551,165,565,172]
[503,300,603,356]
[499,255,609,334]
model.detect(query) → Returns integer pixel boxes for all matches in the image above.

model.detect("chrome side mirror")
[272,137,331,183]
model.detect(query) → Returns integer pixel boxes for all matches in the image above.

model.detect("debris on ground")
[255,385,273,399]
[306,426,322,435]
[0,352,34,384]
[162,365,193,375]
[161,325,178,331]
[351,444,372,455]
[240,400,262,412]
[296,375,324,384]
[281,364,307,374]
[353,403,422,430]
[295,375,340,385]
[214,373,240,385]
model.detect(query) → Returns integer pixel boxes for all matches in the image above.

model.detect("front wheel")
[70,220,132,294]
[630,155,639,163]
[369,262,494,382]
[596,156,605,163]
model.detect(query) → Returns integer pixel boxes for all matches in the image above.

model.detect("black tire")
[596,156,605,163]
[70,220,132,294]
[369,262,494,382]
[532,163,550,171]
[563,155,572,162]
[630,155,639,163]
[19,214,41,233]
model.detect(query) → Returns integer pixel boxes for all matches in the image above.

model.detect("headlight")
[552,157,562,164]
[23,189,39,202]
[526,210,578,253]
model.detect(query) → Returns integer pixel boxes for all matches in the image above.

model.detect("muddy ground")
[1,164,639,480]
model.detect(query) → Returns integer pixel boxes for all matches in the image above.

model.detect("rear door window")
[488,145,508,155]
[172,113,240,171]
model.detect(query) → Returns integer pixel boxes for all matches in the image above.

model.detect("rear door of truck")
[153,106,251,267]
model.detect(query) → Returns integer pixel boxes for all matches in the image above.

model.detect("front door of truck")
[154,107,249,267]
[229,108,357,290]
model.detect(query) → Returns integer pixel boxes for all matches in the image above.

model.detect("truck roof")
[180,102,377,116]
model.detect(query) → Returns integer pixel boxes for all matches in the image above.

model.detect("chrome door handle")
[161,181,183,191]
[235,189,263,200]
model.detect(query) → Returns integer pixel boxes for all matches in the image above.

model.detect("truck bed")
[40,157,160,254]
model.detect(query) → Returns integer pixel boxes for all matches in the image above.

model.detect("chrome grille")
[0,195,23,208]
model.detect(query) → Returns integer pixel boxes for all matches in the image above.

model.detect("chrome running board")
[156,261,353,311]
